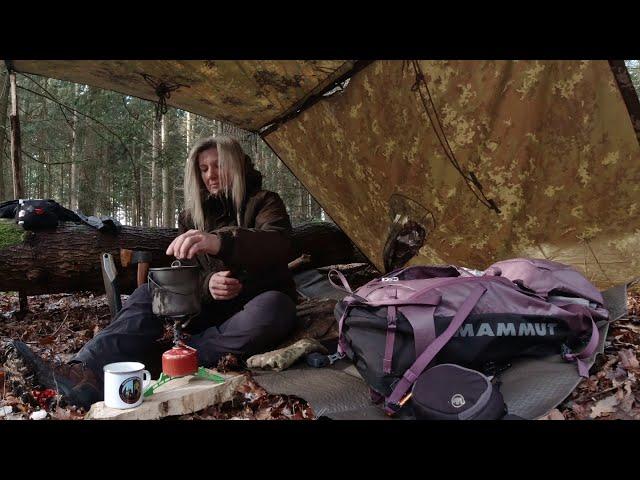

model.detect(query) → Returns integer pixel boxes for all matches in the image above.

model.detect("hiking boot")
[11,340,102,410]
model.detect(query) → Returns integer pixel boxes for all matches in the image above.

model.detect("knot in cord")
[140,73,188,121]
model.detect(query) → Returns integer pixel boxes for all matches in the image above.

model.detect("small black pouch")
[17,199,59,230]
[411,364,508,420]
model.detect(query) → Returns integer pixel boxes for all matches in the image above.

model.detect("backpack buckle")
[384,401,401,416]
[384,392,412,416]
[328,351,346,362]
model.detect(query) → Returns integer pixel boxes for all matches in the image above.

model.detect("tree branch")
[16,81,140,170]
[21,75,76,131]
[21,147,91,166]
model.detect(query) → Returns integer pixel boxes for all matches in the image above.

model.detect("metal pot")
[148,261,201,317]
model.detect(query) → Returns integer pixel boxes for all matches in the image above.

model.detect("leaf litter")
[2,278,640,420]
[0,291,315,420]
[554,282,640,420]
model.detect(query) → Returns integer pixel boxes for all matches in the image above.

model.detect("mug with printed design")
[103,362,151,409]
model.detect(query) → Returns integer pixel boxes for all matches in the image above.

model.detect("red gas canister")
[162,346,198,377]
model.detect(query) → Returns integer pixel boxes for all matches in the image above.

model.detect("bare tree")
[9,69,25,199]
[70,83,81,210]
[150,115,160,227]
[185,111,193,152]
[161,113,173,227]
[0,68,9,200]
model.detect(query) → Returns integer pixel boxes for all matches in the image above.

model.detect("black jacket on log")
[177,163,297,308]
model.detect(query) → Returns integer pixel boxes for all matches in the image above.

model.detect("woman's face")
[198,147,222,195]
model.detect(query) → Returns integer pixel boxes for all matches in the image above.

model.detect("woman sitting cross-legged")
[12,135,298,410]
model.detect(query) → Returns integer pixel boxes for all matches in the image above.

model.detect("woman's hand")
[166,230,221,260]
[209,270,243,300]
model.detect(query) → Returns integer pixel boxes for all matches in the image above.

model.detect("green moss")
[0,219,26,249]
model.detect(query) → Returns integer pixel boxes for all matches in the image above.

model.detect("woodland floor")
[1,282,639,421]
[0,292,316,420]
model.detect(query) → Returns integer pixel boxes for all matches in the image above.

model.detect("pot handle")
[171,260,182,268]
[142,370,151,390]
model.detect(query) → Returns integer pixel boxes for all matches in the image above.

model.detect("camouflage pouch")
[246,338,328,372]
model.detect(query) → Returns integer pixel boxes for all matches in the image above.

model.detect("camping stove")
[162,316,197,376]
[143,262,225,397]
[143,315,225,397]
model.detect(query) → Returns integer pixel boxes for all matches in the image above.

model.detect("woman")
[13,136,298,409]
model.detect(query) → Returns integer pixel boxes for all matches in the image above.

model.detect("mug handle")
[142,370,152,390]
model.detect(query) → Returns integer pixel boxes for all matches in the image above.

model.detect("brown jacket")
[177,163,297,307]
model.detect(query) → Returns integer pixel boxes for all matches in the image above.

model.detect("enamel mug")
[103,362,151,409]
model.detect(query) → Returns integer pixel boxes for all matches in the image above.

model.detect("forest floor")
[0,292,315,420]
[1,282,639,420]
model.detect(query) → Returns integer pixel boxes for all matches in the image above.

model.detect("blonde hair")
[184,135,247,230]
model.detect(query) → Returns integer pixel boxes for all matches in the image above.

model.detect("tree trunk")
[150,116,159,227]
[43,78,52,200]
[0,68,9,201]
[0,220,367,295]
[133,144,142,227]
[168,171,175,227]
[37,158,44,198]
[161,114,172,227]
[9,70,24,199]
[297,184,305,224]
[185,111,193,152]
[78,87,96,214]
[99,143,112,216]
[140,159,148,227]
[59,162,65,206]
[70,84,80,211]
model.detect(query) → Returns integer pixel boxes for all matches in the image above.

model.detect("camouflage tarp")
[8,60,640,288]
[10,60,355,131]
[264,60,640,289]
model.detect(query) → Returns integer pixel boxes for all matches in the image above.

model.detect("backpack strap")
[384,305,438,375]
[336,291,441,357]
[383,306,397,373]
[384,284,487,415]
[562,318,600,377]
[328,269,353,294]
[336,295,359,355]
[399,305,437,358]
[551,302,600,378]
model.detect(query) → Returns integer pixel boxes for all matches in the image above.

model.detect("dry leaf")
[50,408,72,420]
[255,407,273,420]
[568,402,589,420]
[617,324,640,334]
[539,408,565,420]
[590,394,619,419]
[38,335,55,345]
[618,349,639,370]
[616,382,635,414]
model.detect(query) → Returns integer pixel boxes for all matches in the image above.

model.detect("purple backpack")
[331,258,608,416]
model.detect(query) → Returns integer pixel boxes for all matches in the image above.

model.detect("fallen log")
[290,221,368,268]
[0,220,176,296]
[0,219,367,296]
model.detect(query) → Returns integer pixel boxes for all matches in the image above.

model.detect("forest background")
[0,61,638,228]
[0,63,328,228]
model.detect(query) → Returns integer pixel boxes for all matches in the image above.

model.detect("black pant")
[73,285,297,382]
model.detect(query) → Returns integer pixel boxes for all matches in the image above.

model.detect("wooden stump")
[85,370,247,420]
